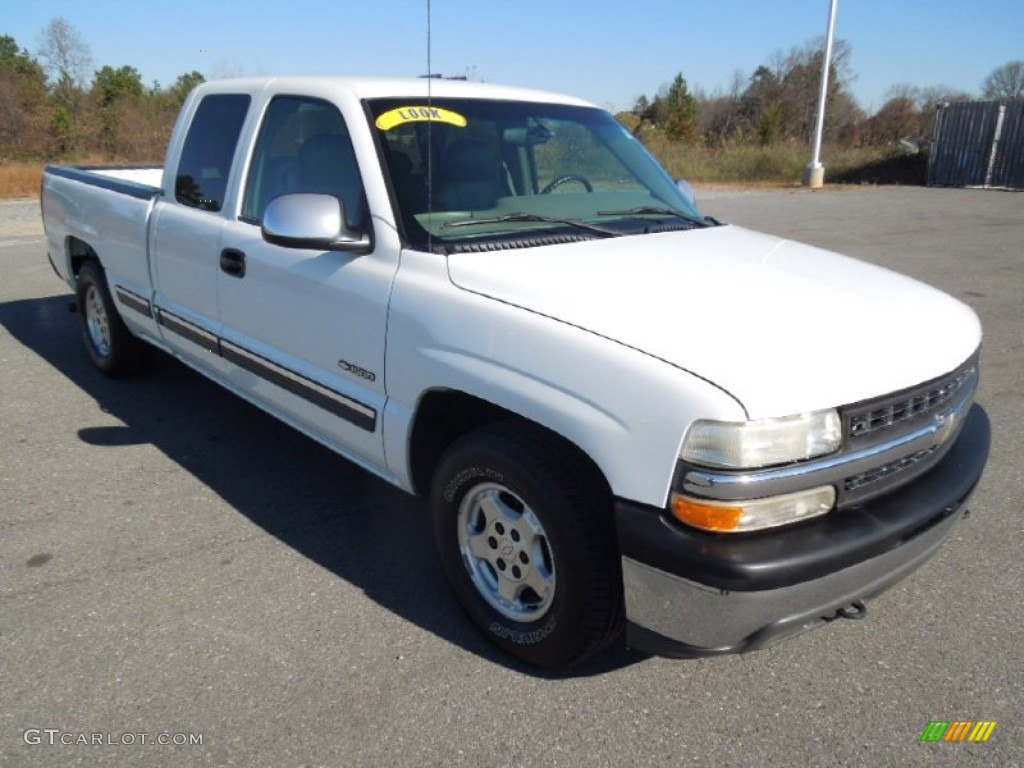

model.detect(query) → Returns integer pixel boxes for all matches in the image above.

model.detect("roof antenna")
[426,0,434,253]
[426,0,433,79]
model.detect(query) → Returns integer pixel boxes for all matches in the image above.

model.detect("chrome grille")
[847,362,977,440]
[844,446,939,492]
[835,352,979,506]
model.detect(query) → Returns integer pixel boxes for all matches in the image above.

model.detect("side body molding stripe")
[114,285,153,318]
[156,308,218,351]
[153,307,377,432]
[219,340,377,431]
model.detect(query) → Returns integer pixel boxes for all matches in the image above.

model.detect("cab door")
[216,96,397,466]
[150,93,250,371]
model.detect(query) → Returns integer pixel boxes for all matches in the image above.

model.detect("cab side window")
[175,94,251,211]
[242,96,367,229]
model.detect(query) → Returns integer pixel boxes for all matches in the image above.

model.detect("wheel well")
[408,390,610,500]
[67,236,98,276]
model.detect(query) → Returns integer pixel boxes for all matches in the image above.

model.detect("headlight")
[680,409,842,469]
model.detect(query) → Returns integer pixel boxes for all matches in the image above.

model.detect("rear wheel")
[77,260,147,377]
[432,422,623,669]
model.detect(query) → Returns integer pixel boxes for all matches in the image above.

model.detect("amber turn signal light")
[672,496,743,532]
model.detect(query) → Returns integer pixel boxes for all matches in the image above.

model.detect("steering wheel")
[541,174,594,194]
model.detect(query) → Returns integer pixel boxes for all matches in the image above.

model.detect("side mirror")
[261,193,372,254]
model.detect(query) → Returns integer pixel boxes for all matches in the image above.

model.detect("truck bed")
[42,165,163,294]
[44,165,163,200]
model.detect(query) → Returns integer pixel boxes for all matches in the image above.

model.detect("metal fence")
[927,100,1024,189]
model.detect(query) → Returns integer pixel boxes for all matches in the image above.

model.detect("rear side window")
[175,94,251,211]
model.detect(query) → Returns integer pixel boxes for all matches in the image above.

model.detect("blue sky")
[2,0,1021,114]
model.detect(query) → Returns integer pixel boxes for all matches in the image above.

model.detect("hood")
[446,226,982,419]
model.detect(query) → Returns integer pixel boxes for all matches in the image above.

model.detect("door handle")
[220,248,246,278]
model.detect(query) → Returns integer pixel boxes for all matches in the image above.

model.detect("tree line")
[1,18,1022,162]
[1,18,203,160]
[620,40,1022,152]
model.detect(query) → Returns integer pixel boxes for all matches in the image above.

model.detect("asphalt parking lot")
[1,186,1021,767]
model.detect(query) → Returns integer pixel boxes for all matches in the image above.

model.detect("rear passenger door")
[151,93,250,369]
[217,96,397,466]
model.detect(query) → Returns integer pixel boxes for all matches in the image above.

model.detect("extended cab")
[41,77,990,668]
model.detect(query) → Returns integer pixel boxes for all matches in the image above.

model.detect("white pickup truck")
[42,76,989,669]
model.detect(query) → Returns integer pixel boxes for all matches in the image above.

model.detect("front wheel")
[432,422,623,669]
[76,260,147,377]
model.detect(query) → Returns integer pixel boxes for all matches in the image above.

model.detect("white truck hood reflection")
[446,225,982,419]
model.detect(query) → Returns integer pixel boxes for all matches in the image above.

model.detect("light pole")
[804,0,839,188]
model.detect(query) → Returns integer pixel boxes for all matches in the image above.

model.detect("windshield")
[367,98,707,251]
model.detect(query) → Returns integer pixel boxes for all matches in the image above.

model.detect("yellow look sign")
[375,106,468,131]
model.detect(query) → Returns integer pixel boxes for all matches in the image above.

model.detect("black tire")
[431,421,624,669]
[76,260,147,377]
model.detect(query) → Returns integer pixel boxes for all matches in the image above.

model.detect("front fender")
[382,250,744,507]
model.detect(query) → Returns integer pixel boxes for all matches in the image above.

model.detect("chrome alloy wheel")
[84,284,112,358]
[457,482,556,622]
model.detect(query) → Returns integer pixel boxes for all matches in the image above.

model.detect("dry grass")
[644,138,926,186]
[0,162,45,199]
[0,155,133,200]
[0,143,924,201]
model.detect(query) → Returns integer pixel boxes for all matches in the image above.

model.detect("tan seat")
[298,133,367,227]
[436,140,506,211]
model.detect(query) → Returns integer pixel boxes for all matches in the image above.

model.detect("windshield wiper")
[444,213,620,238]
[596,206,717,228]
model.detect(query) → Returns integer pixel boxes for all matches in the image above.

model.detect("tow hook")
[822,599,868,622]
[837,600,868,620]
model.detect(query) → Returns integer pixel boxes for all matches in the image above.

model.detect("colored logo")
[375,106,468,131]
[920,720,996,742]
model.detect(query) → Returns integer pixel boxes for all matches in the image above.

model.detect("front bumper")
[616,404,990,657]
